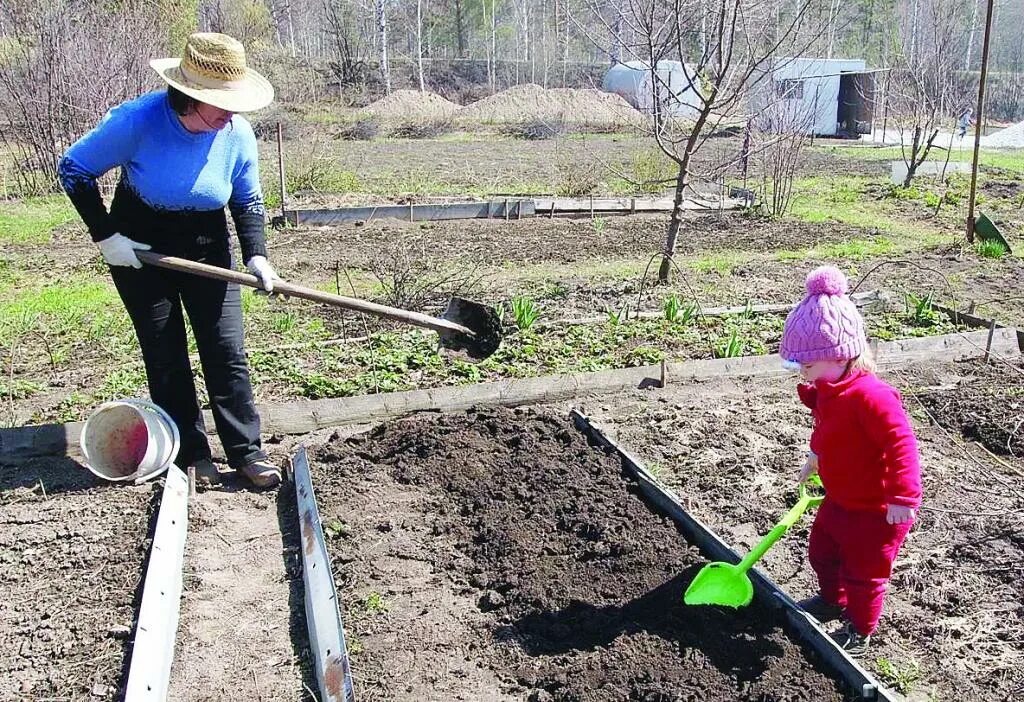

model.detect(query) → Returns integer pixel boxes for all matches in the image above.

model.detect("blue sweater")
[59,91,267,261]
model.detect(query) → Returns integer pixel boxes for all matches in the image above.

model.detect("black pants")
[109,242,265,470]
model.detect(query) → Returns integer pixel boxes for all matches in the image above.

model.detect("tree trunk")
[658,162,690,283]
[416,0,425,91]
[376,0,390,94]
[491,0,497,91]
[965,0,979,70]
[454,0,466,57]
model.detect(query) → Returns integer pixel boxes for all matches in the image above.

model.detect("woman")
[59,33,281,488]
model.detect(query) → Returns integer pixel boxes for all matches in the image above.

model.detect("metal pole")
[277,122,287,221]
[966,0,995,244]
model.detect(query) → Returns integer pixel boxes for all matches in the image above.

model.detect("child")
[779,265,922,655]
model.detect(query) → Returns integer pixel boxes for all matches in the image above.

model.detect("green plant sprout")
[511,297,541,331]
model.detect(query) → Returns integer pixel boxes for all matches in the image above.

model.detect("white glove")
[246,255,280,293]
[97,233,150,269]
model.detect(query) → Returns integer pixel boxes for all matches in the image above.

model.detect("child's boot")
[797,594,844,623]
[831,621,871,656]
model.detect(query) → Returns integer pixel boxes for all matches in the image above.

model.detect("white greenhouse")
[602,60,702,119]
[755,57,875,137]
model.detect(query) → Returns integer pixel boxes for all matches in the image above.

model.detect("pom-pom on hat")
[779,266,867,364]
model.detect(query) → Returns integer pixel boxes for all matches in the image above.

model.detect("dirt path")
[168,486,312,701]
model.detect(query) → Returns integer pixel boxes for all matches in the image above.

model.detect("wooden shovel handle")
[135,251,473,337]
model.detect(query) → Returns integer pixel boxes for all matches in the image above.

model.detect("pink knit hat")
[779,266,866,363]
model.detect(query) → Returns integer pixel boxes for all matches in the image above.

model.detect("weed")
[976,239,1009,259]
[905,292,941,327]
[713,328,744,358]
[347,635,365,655]
[511,297,541,331]
[323,518,349,539]
[362,591,388,615]
[605,303,630,326]
[663,293,682,323]
[740,300,755,319]
[97,367,148,401]
[629,149,676,194]
[875,657,920,694]
[555,161,600,197]
[592,217,607,234]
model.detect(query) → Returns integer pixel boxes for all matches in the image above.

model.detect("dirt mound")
[460,84,643,128]
[313,408,844,701]
[361,89,461,122]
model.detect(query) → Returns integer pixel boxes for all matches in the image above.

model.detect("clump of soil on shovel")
[312,408,845,701]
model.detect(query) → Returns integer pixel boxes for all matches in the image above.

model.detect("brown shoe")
[241,459,282,489]
[192,458,222,488]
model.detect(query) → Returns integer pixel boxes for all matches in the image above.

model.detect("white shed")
[756,58,874,137]
[602,60,702,119]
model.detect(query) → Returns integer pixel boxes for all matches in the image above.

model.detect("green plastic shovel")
[684,476,824,608]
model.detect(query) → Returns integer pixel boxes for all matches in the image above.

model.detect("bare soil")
[583,358,1024,701]
[0,459,155,701]
[168,459,315,701]
[309,407,847,701]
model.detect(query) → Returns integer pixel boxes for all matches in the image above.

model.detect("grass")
[788,176,947,246]
[976,239,1009,258]
[0,275,127,348]
[815,144,1024,175]
[689,250,755,275]
[0,196,78,245]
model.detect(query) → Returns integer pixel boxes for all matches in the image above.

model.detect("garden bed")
[0,459,155,700]
[310,407,847,701]
[587,357,1024,700]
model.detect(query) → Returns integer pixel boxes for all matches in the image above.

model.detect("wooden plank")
[293,448,356,702]
[570,411,894,701]
[124,466,189,702]
[289,200,535,226]
[3,328,1018,460]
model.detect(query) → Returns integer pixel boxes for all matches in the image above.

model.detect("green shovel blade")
[684,561,754,607]
[684,477,824,608]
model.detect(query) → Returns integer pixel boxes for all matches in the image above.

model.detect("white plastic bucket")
[80,399,180,484]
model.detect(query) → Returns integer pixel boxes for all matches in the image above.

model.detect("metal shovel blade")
[438,297,504,361]
[684,561,755,608]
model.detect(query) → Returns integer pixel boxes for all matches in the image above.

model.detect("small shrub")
[336,117,381,141]
[555,161,600,197]
[502,119,567,140]
[630,149,676,194]
[389,120,453,139]
[511,297,540,331]
[976,239,1009,259]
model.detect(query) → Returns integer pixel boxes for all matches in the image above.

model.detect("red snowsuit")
[798,369,922,636]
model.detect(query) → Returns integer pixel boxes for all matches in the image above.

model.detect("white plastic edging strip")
[293,447,356,702]
[125,465,189,701]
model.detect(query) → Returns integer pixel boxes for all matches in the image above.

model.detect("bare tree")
[580,0,817,282]
[888,0,971,188]
[0,0,169,194]
[376,0,391,93]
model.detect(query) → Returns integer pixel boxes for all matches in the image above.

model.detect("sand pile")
[982,120,1024,149]
[362,89,460,122]
[459,84,643,128]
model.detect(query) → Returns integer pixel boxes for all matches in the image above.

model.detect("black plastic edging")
[569,409,897,702]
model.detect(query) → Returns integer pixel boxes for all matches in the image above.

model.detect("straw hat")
[150,33,274,113]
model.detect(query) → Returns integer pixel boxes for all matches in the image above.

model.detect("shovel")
[136,251,502,360]
[684,476,824,608]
